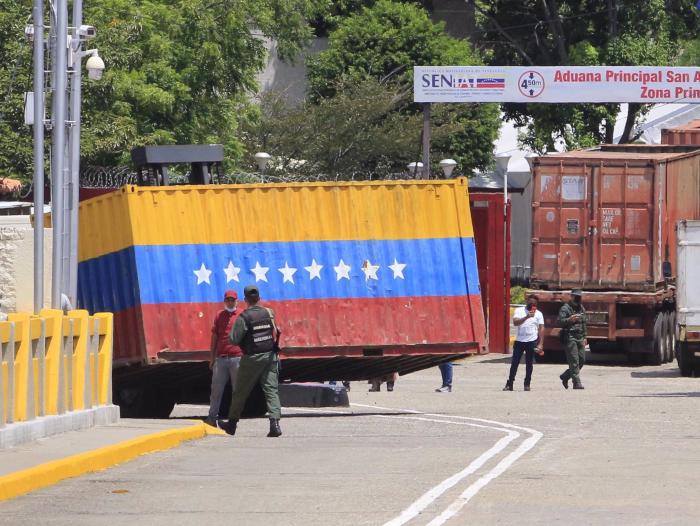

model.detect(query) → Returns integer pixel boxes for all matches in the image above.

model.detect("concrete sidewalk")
[0,418,221,501]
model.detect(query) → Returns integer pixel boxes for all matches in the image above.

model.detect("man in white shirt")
[504,294,544,391]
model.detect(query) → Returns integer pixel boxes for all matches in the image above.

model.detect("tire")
[114,386,176,418]
[664,312,675,363]
[648,313,665,366]
[678,341,694,377]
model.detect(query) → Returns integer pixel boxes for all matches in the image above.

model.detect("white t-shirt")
[513,306,544,343]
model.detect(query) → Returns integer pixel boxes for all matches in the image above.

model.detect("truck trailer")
[77,179,487,416]
[675,219,700,376]
[529,145,700,364]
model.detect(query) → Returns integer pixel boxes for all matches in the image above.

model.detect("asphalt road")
[2,354,699,525]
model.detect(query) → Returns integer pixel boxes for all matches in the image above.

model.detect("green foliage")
[0,0,34,183]
[510,286,526,305]
[0,0,321,183]
[305,0,500,173]
[478,0,700,151]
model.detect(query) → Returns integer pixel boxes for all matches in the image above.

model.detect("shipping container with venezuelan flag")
[78,179,486,416]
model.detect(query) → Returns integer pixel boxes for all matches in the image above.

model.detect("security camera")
[77,25,96,39]
[85,52,105,80]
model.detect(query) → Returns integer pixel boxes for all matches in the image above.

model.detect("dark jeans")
[508,340,536,384]
[439,362,453,386]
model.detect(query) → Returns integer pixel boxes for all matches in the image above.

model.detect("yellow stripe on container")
[79,179,476,261]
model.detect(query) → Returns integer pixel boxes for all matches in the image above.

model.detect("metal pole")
[67,0,82,304]
[50,0,67,309]
[32,0,45,314]
[422,103,431,178]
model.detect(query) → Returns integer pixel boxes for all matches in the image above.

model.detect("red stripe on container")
[113,295,486,363]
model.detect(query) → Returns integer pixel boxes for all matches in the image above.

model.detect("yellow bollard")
[40,309,64,416]
[94,313,113,406]
[67,310,89,411]
[7,313,32,422]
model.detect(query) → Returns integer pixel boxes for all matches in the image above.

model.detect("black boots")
[524,383,531,391]
[386,381,395,392]
[502,380,513,391]
[572,379,585,390]
[268,418,282,437]
[222,419,238,436]
[560,374,569,389]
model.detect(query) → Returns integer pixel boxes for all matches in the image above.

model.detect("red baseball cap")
[224,290,238,300]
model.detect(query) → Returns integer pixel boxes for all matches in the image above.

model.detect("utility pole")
[67,0,83,303]
[422,103,431,178]
[50,0,67,310]
[32,0,45,314]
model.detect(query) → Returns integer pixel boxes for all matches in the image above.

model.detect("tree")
[242,77,475,179]
[0,0,324,184]
[305,0,500,173]
[475,0,700,151]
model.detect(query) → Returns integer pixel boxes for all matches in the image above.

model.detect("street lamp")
[407,162,424,177]
[254,152,271,172]
[439,159,457,178]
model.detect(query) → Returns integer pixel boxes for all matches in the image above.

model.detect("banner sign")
[414,66,700,104]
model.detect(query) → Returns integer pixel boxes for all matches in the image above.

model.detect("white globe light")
[254,152,271,172]
[439,158,457,178]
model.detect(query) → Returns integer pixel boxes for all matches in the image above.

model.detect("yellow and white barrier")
[0,310,113,429]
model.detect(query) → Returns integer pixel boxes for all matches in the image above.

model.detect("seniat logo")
[518,71,545,97]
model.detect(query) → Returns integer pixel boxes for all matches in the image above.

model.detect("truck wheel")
[648,314,665,366]
[678,341,694,377]
[664,313,675,363]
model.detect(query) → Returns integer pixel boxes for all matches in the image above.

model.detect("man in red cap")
[205,290,242,426]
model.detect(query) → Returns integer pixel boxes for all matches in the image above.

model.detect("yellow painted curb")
[0,421,220,502]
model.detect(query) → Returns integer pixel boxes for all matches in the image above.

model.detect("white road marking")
[350,403,543,526]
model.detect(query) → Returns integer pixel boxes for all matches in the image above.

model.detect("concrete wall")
[0,216,52,315]
[255,37,328,105]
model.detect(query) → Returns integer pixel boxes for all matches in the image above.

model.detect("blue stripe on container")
[78,238,480,312]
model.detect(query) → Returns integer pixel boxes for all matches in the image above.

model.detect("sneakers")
[435,385,452,393]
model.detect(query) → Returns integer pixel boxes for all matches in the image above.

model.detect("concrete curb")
[0,421,223,502]
[0,406,121,449]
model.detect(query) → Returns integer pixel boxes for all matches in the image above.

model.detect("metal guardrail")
[0,310,113,427]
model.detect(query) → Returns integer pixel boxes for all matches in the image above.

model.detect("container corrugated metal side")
[531,148,700,291]
[662,120,700,146]
[78,180,486,368]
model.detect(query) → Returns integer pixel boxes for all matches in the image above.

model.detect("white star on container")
[278,262,297,284]
[304,259,323,280]
[251,261,269,282]
[193,263,212,285]
[361,259,380,281]
[223,261,241,283]
[388,258,407,279]
[334,259,352,281]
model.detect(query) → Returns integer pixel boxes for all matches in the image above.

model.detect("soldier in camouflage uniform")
[558,289,587,390]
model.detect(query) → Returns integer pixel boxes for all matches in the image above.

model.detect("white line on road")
[350,403,543,526]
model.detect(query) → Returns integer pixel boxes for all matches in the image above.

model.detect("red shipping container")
[470,192,511,353]
[531,146,700,291]
[661,119,700,146]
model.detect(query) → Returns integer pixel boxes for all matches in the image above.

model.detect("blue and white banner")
[414,66,700,104]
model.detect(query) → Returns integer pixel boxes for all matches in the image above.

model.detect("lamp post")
[31,0,45,314]
[407,161,424,177]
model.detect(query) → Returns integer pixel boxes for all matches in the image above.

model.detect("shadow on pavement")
[620,392,700,398]
[630,369,682,379]
[169,411,417,421]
